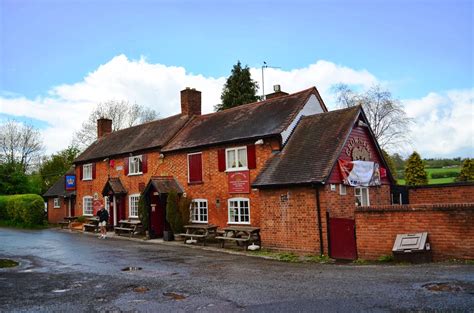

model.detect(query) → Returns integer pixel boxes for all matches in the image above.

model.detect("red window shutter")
[247,144,256,169]
[142,154,148,173]
[124,157,129,175]
[80,165,83,180]
[188,153,203,183]
[92,163,96,179]
[217,149,226,172]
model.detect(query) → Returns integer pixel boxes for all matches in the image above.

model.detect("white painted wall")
[280,94,324,144]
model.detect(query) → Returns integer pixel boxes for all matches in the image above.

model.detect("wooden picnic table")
[114,219,142,237]
[83,216,99,232]
[58,216,78,229]
[216,226,261,250]
[180,224,218,246]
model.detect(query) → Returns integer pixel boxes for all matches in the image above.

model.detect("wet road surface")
[1,227,473,312]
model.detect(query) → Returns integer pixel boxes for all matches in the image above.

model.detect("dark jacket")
[97,208,109,223]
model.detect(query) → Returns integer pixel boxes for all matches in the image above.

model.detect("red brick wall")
[259,186,326,254]
[319,184,391,219]
[47,197,68,223]
[355,204,474,260]
[409,183,474,204]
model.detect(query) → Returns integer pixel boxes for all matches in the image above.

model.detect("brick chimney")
[266,84,289,100]
[97,118,112,139]
[181,87,201,116]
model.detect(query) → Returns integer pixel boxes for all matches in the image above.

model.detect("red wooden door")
[329,218,357,260]
[150,193,165,237]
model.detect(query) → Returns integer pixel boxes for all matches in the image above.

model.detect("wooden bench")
[83,223,98,232]
[114,226,135,237]
[181,224,218,246]
[217,226,261,251]
[58,221,70,229]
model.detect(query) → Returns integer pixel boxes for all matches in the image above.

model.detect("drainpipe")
[314,184,324,256]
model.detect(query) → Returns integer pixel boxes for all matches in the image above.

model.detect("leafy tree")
[382,150,397,180]
[334,84,412,150]
[73,101,159,150]
[38,146,80,194]
[391,153,405,171]
[404,151,428,185]
[457,158,474,182]
[215,61,260,111]
[0,162,31,194]
[0,120,43,173]
[165,190,181,233]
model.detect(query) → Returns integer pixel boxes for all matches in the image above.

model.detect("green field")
[397,167,460,185]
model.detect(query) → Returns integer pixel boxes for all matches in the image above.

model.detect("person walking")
[97,206,109,239]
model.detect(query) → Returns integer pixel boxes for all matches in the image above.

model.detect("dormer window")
[129,155,143,175]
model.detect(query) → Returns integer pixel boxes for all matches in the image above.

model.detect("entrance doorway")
[149,192,166,238]
[328,217,357,260]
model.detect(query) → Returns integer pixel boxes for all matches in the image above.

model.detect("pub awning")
[102,177,128,196]
[142,176,184,195]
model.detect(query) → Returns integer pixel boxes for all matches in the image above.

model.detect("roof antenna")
[261,61,280,100]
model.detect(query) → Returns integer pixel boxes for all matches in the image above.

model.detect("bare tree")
[0,120,43,173]
[333,84,412,150]
[73,100,159,150]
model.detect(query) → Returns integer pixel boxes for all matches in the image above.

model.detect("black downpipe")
[314,185,324,256]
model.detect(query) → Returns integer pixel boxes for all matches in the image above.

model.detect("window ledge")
[188,181,203,185]
[83,214,93,217]
[82,178,92,181]
[190,221,208,224]
[128,172,143,176]
[129,215,139,219]
[227,222,251,225]
[54,206,60,209]
[225,168,249,173]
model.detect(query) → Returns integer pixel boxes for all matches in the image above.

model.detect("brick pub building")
[47,86,474,260]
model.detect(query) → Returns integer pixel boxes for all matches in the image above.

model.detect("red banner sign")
[228,170,250,194]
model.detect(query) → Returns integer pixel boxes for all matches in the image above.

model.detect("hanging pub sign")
[338,159,382,186]
[64,174,76,191]
[228,170,250,193]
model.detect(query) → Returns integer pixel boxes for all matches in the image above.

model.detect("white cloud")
[402,89,474,157]
[0,54,471,158]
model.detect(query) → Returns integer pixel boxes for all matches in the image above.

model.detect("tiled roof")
[252,106,361,187]
[102,178,127,195]
[74,114,190,163]
[144,177,184,194]
[43,176,76,198]
[162,87,319,152]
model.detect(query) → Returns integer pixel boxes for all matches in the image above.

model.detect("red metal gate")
[329,217,357,260]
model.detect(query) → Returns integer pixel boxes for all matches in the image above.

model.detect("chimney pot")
[181,88,202,116]
[266,85,289,100]
[97,118,112,139]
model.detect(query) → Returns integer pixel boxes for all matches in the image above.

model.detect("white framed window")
[129,194,140,218]
[83,163,92,180]
[330,184,336,191]
[339,184,347,196]
[191,199,208,223]
[83,196,93,216]
[355,187,370,206]
[228,198,250,224]
[129,155,143,175]
[226,146,247,171]
[104,196,110,212]
[53,198,60,208]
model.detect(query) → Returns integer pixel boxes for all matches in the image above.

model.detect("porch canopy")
[102,177,128,196]
[142,176,184,195]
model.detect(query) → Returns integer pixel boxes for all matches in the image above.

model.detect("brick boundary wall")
[355,203,474,261]
[408,182,474,204]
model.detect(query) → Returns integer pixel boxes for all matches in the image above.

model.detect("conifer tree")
[215,61,260,111]
[457,158,474,182]
[404,151,428,185]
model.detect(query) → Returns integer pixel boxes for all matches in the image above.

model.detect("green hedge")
[430,171,460,179]
[0,194,45,226]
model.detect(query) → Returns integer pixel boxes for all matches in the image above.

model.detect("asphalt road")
[1,228,473,312]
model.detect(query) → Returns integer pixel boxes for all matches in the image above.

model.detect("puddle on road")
[163,292,186,300]
[122,266,142,271]
[133,286,150,293]
[423,282,474,293]
[0,259,19,268]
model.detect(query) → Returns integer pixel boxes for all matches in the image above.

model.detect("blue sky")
[0,0,473,157]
